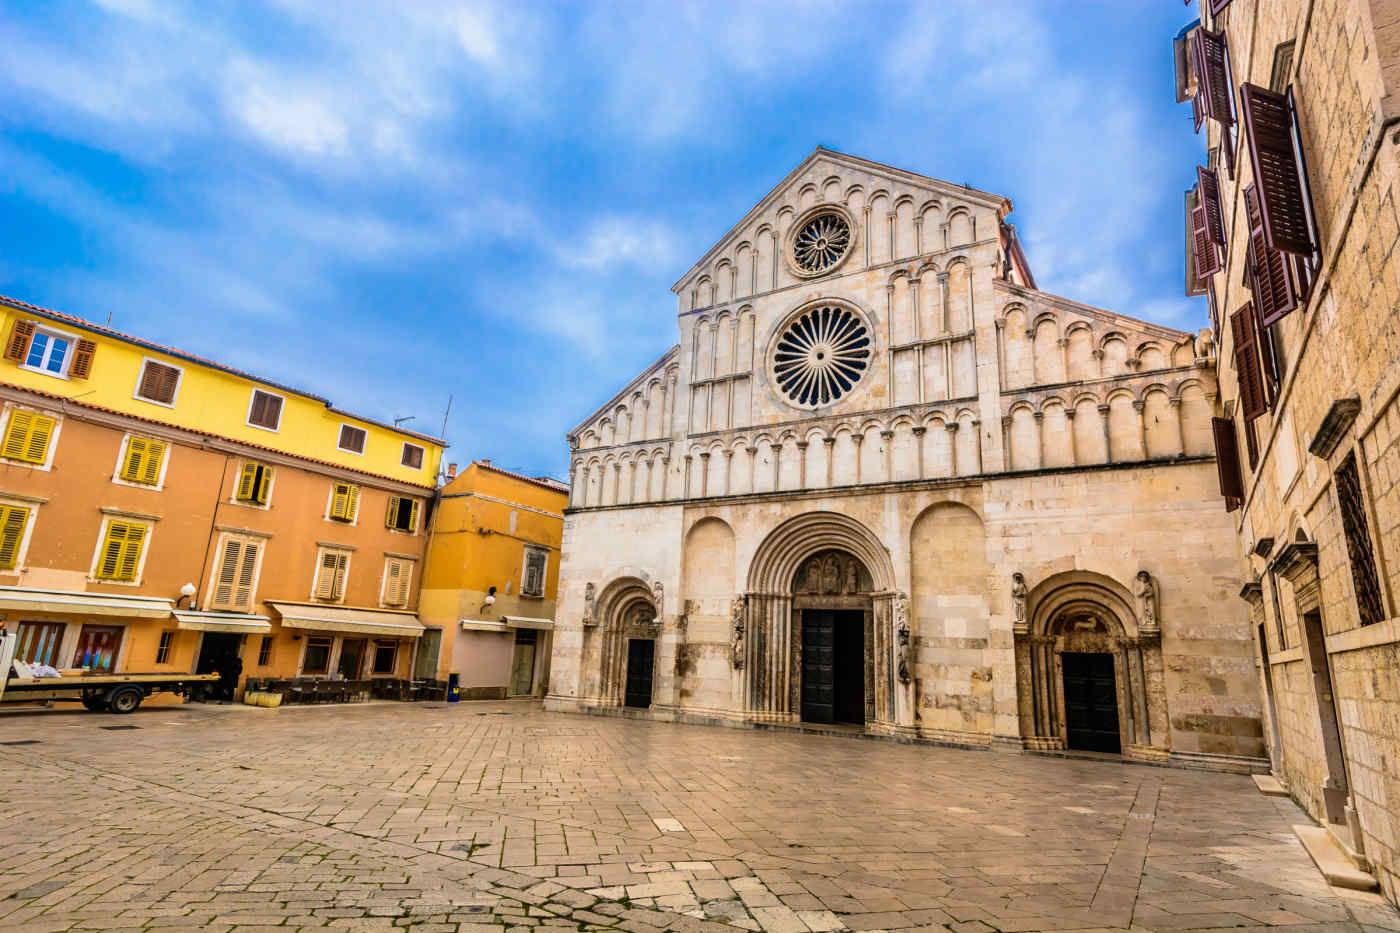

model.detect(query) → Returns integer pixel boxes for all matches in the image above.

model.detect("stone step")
[1293,824,1380,891]
[1252,773,1289,796]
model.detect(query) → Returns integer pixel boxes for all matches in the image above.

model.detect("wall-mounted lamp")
[176,582,197,610]
[479,586,497,615]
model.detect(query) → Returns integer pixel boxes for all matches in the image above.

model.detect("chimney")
[446,462,458,478]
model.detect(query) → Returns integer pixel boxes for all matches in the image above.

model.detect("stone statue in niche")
[730,597,745,669]
[1135,571,1157,633]
[803,560,822,594]
[841,557,859,594]
[894,592,912,685]
[1194,328,1215,362]
[821,554,840,594]
[1011,572,1028,625]
[652,580,664,621]
[582,582,597,626]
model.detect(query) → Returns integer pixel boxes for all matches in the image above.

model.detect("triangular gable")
[568,345,680,440]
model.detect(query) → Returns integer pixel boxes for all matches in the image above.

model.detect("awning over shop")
[460,618,508,632]
[0,585,172,619]
[270,602,425,638]
[502,616,555,631]
[173,611,272,634]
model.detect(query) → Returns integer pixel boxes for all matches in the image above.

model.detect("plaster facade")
[548,149,1265,772]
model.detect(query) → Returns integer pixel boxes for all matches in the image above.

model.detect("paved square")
[0,701,1396,932]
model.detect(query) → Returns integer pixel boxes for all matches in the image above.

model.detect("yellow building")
[419,461,568,699]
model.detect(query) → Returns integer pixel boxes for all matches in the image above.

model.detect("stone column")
[947,422,959,475]
[643,458,653,502]
[823,437,835,487]
[994,318,1007,391]
[1057,337,1069,380]
[939,271,951,333]
[795,441,808,489]
[886,211,896,261]
[682,455,693,499]
[1092,346,1105,379]
[722,449,734,496]
[1136,638,1155,747]
[746,446,758,492]
[852,433,864,484]
[1120,639,1140,746]
[610,463,621,505]
[914,216,924,256]
[972,419,983,473]
[1098,404,1112,463]
[881,430,894,482]
[1133,399,1148,459]
[885,284,896,402]
[1170,396,1186,456]
[912,426,926,478]
[699,452,711,497]
[863,206,872,268]
[772,440,782,490]
[1065,408,1079,466]
[944,342,954,400]
[1034,411,1045,470]
[1001,416,1013,468]
[1014,635,1035,745]
[1025,328,1038,384]
[661,456,671,500]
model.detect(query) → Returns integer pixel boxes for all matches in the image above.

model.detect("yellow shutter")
[235,541,259,608]
[116,524,146,581]
[408,500,420,533]
[0,505,30,569]
[316,550,346,601]
[385,495,399,529]
[2,411,56,465]
[98,522,146,581]
[211,537,242,607]
[330,483,349,520]
[344,485,359,522]
[140,440,165,484]
[121,438,147,482]
[255,466,273,504]
[236,462,258,501]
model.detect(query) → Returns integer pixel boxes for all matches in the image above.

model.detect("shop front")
[453,615,554,700]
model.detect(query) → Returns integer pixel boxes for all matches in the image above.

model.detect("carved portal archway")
[589,577,661,707]
[1014,571,1167,758]
[743,512,898,725]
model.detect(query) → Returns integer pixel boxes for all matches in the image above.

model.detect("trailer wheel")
[106,686,143,714]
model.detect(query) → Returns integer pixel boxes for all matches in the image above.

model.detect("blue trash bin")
[447,672,461,702]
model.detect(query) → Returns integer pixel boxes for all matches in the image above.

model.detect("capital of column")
[723,449,734,459]
[745,446,758,455]
[1033,411,1044,421]
[1024,329,1035,339]
[852,434,864,446]
[886,284,896,293]
[1001,416,1012,429]
[1097,404,1110,415]
[795,440,808,451]
[1169,397,1183,408]
[911,426,927,437]
[1064,409,1076,420]
[946,422,959,434]
[822,437,836,447]
[1057,338,1069,348]
[880,430,894,440]
[1091,348,1105,360]
[699,452,711,461]
[887,211,897,220]
[994,317,1006,330]
[612,463,621,472]
[1132,400,1145,412]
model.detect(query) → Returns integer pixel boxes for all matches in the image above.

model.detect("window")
[246,389,283,431]
[257,635,273,666]
[314,548,350,601]
[385,496,420,533]
[338,424,367,454]
[15,621,63,666]
[328,482,360,522]
[24,328,72,376]
[135,359,182,405]
[0,504,30,570]
[381,556,414,608]
[302,637,332,675]
[118,436,167,486]
[372,640,398,675]
[94,520,149,582]
[2,410,56,465]
[521,546,547,598]
[72,624,122,672]
[156,630,175,664]
[208,535,263,611]
[1336,454,1386,626]
[235,461,273,505]
[401,443,424,469]
[1269,41,1296,94]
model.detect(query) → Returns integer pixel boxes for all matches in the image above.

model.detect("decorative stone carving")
[582,582,597,626]
[895,592,912,685]
[652,580,664,621]
[797,550,869,595]
[841,556,858,595]
[730,597,746,669]
[1135,571,1157,634]
[821,554,840,593]
[1194,327,1215,362]
[1011,572,1028,632]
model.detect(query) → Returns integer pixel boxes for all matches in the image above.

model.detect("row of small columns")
[999,392,1211,468]
[993,318,1165,390]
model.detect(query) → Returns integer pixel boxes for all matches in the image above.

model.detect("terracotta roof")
[1,380,438,491]
[471,461,570,494]
[0,293,447,446]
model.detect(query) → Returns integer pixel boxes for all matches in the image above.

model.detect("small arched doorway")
[589,577,661,708]
[792,550,874,724]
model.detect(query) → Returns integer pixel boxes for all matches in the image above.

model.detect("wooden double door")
[624,638,654,708]
[800,609,865,724]
[1062,652,1121,753]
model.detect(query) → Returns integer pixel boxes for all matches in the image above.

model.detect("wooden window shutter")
[212,538,242,608]
[117,524,146,581]
[408,500,420,533]
[70,340,96,380]
[1209,0,1232,14]
[1191,205,1220,277]
[249,390,282,429]
[1245,185,1297,326]
[1196,166,1226,247]
[142,440,165,484]
[4,320,34,362]
[316,550,348,601]
[384,558,405,607]
[345,485,359,522]
[3,411,55,464]
[235,542,259,608]
[98,524,127,579]
[0,505,29,569]
[121,437,148,481]
[331,483,358,521]
[236,462,259,501]
[401,443,423,469]
[1191,92,1204,133]
[1192,29,1233,126]
[255,466,272,504]
[1230,305,1269,422]
[138,361,179,403]
[1240,82,1315,255]
[1211,417,1245,509]
[385,495,400,529]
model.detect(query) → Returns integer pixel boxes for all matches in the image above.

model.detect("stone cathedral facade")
[547,148,1266,771]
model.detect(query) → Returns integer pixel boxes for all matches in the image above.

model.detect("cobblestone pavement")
[1,701,1397,933]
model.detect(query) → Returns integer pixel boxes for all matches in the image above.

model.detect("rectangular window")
[15,620,63,666]
[338,424,367,454]
[235,461,273,505]
[1336,454,1386,626]
[302,637,332,675]
[95,520,148,582]
[156,630,175,664]
[257,635,273,666]
[72,624,122,672]
[23,328,72,376]
[119,436,167,485]
[381,557,414,608]
[372,640,398,675]
[209,536,262,611]
[314,548,350,601]
[2,410,56,465]
[0,504,30,570]
[521,547,547,597]
[385,496,420,533]
[247,389,284,431]
[401,443,424,469]
[1270,41,1296,93]
[136,359,182,405]
[328,482,360,522]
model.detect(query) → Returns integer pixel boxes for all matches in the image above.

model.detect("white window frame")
[401,442,425,470]
[0,492,45,574]
[311,546,353,603]
[245,388,285,433]
[379,555,417,608]
[88,513,156,586]
[19,322,80,380]
[111,432,172,490]
[324,482,360,526]
[229,459,276,511]
[203,530,270,612]
[0,404,63,472]
[520,545,548,598]
[132,356,185,408]
[336,423,367,455]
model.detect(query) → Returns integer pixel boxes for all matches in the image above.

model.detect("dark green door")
[624,639,654,708]
[801,611,835,723]
[1062,652,1121,753]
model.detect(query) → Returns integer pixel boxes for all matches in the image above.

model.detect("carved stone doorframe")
[586,576,661,708]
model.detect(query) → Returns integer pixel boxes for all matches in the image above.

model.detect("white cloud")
[554,217,679,271]
[223,60,350,157]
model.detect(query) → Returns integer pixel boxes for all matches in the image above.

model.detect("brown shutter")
[139,362,163,401]
[1230,305,1268,421]
[1196,166,1226,246]
[70,340,96,379]
[1212,417,1245,509]
[1240,82,1314,255]
[1191,204,1220,277]
[159,363,179,401]
[1253,301,1279,392]
[1209,0,1233,13]
[1192,29,1233,126]
[1191,92,1204,133]
[1245,185,1297,325]
[4,320,34,362]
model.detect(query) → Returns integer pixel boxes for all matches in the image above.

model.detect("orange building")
[0,294,449,700]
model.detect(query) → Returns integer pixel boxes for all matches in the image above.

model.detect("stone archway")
[742,512,897,725]
[1014,571,1167,760]
[588,577,661,708]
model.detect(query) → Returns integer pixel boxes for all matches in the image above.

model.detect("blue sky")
[0,1,1204,480]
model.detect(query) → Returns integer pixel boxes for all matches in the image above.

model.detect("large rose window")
[771,304,871,408]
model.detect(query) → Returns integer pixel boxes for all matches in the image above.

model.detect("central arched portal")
[743,512,898,726]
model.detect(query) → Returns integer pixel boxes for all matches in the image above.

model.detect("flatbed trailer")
[0,631,218,713]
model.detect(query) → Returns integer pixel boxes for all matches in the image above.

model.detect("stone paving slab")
[0,701,1396,932]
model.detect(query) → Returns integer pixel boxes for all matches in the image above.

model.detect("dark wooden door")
[833,611,866,724]
[624,639,654,708]
[801,611,835,723]
[1062,652,1121,753]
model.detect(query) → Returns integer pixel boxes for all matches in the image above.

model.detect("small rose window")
[791,211,852,275]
